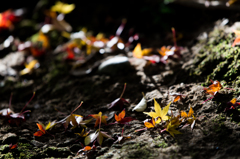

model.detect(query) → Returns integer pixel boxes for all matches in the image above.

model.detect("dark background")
[0,0,239,46]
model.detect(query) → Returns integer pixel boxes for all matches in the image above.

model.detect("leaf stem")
[119,83,127,99]
[71,101,83,114]
[99,112,102,130]
[20,92,35,114]
[9,93,13,109]
[171,27,177,48]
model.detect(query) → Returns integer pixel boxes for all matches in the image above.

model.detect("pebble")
[98,56,131,75]
[31,140,45,147]
[2,133,17,144]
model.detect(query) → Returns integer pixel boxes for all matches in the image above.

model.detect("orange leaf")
[115,109,125,122]
[188,107,194,117]
[173,96,181,102]
[181,107,194,118]
[144,118,155,128]
[9,143,17,149]
[232,37,240,47]
[204,80,222,96]
[33,130,45,137]
[83,146,92,151]
[33,123,46,136]
[90,112,108,127]
[180,111,188,118]
[157,46,171,56]
[230,98,237,104]
[37,123,45,133]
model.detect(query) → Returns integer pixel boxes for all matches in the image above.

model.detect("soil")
[1,1,240,159]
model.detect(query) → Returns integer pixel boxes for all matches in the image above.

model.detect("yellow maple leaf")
[20,60,39,75]
[143,99,171,124]
[51,1,75,14]
[132,43,152,58]
[166,121,182,137]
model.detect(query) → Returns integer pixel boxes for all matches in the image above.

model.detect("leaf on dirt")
[33,121,56,137]
[8,92,35,126]
[98,131,113,145]
[84,130,113,146]
[169,92,186,102]
[232,30,240,47]
[57,102,84,129]
[114,109,134,124]
[181,107,194,118]
[30,31,49,57]
[114,134,131,144]
[0,108,14,117]
[143,99,171,124]
[90,112,108,128]
[51,1,75,14]
[84,131,99,146]
[166,121,182,137]
[144,118,155,129]
[132,92,147,112]
[203,80,222,96]
[75,129,89,137]
[181,107,196,130]
[132,43,152,58]
[20,59,39,75]
[224,98,240,111]
[108,83,129,110]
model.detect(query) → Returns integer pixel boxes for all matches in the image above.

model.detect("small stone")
[146,89,163,101]
[98,56,131,75]
[31,140,45,147]
[2,133,17,144]
[122,140,136,146]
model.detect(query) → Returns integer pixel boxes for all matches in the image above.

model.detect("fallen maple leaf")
[77,141,96,155]
[232,30,240,47]
[9,143,17,150]
[204,80,222,96]
[75,129,90,137]
[108,83,129,110]
[181,107,194,119]
[144,118,156,129]
[132,43,152,58]
[169,92,186,103]
[224,98,240,111]
[114,109,134,125]
[90,112,108,128]
[157,28,182,64]
[202,80,222,103]
[20,60,40,75]
[114,127,131,143]
[84,129,113,146]
[51,1,75,14]
[8,93,35,126]
[57,102,84,129]
[33,121,56,137]
[166,121,182,137]
[181,107,196,130]
[143,99,171,124]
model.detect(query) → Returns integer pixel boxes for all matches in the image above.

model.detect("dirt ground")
[1,1,240,159]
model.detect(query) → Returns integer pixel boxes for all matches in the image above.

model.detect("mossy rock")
[189,25,240,93]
